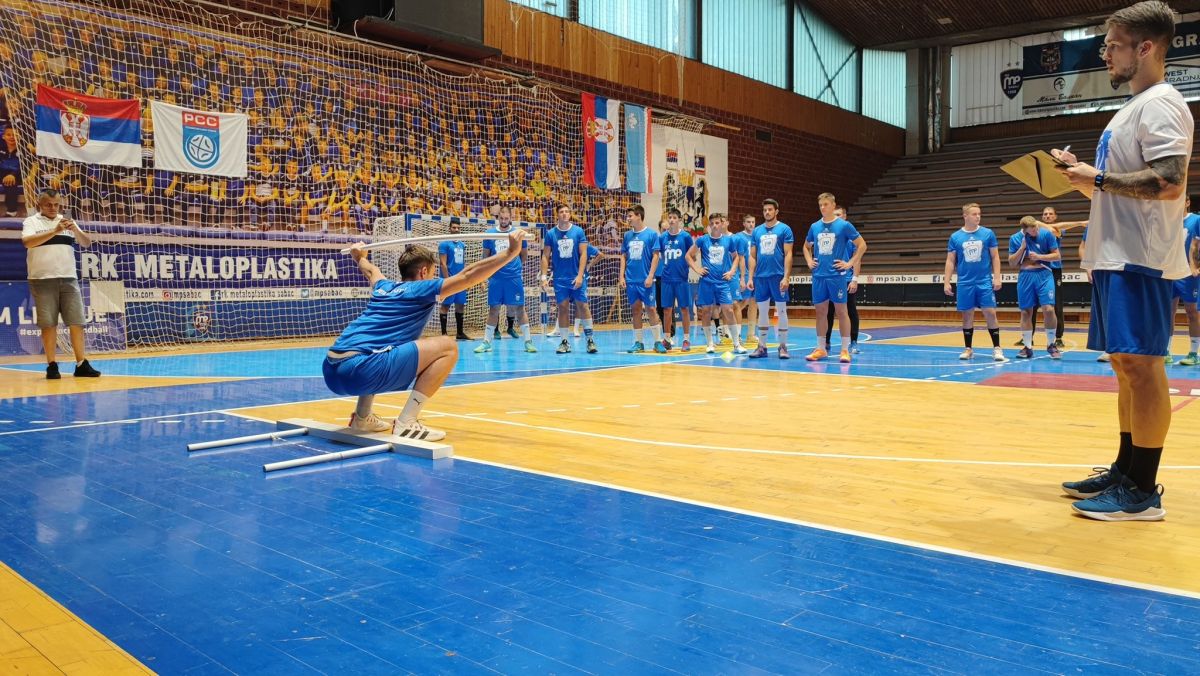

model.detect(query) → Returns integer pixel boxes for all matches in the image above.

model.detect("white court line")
[424,410,1200,470]
[452,453,1200,602]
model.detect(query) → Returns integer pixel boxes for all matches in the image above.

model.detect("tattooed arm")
[1097,155,1188,201]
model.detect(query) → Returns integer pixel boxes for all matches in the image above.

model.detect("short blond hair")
[962,202,980,213]
[817,192,836,203]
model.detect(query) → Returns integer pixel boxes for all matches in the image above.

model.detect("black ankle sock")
[455,312,465,331]
[507,316,515,331]
[1115,432,1133,475]
[962,328,974,348]
[439,313,447,334]
[988,328,1000,347]
[1127,444,1162,493]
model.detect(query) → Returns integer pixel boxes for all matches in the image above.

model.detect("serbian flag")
[582,93,620,190]
[624,103,651,194]
[35,84,142,167]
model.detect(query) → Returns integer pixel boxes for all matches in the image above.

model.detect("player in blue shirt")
[658,207,695,351]
[323,229,527,440]
[823,206,862,354]
[540,204,597,354]
[437,220,470,340]
[747,198,795,358]
[1169,197,1200,365]
[733,214,758,347]
[619,205,667,353]
[1008,216,1062,359]
[1078,226,1111,363]
[944,203,1006,362]
[688,213,747,354]
[803,192,866,363]
[474,206,537,354]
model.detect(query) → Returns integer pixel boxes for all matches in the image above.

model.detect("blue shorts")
[956,282,997,312]
[1088,270,1173,356]
[697,278,733,307]
[728,277,745,302]
[1172,275,1199,303]
[441,290,467,307]
[660,280,692,309]
[552,279,588,304]
[812,275,849,305]
[626,281,655,307]
[322,342,420,396]
[1017,268,1055,309]
[753,275,788,303]
[487,278,524,307]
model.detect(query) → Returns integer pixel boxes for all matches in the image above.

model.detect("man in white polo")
[21,189,101,379]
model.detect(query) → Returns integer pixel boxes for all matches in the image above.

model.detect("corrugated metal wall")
[794,3,858,112]
[701,0,788,89]
[579,0,697,57]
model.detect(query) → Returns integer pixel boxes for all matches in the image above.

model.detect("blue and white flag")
[624,103,651,194]
[150,101,247,177]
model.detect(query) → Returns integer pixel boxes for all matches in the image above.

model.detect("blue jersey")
[544,224,588,281]
[696,234,737,283]
[331,278,443,352]
[658,230,694,283]
[481,226,526,283]
[805,218,861,278]
[947,226,998,285]
[1184,213,1200,266]
[730,232,751,281]
[751,223,794,277]
[622,228,659,282]
[1049,231,1063,270]
[438,240,465,276]
[1008,228,1059,271]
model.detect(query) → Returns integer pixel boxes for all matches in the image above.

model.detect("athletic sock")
[1115,432,1133,475]
[484,324,496,339]
[650,324,662,341]
[520,324,531,341]
[398,390,429,423]
[574,318,582,334]
[455,311,465,332]
[732,324,741,345]
[1192,336,1200,353]
[439,313,447,334]
[1045,328,1055,347]
[507,316,515,332]
[1127,444,1163,493]
[583,319,594,338]
[758,325,769,343]
[1022,330,1033,346]
[988,328,1001,348]
[962,328,974,348]
[634,328,644,342]
[703,325,713,345]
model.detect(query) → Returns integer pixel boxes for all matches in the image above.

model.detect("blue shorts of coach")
[812,275,849,305]
[552,279,588,304]
[322,342,420,396]
[956,282,997,312]
[1017,268,1054,309]
[660,281,692,309]
[1089,270,1173,356]
[626,281,655,307]
[753,274,787,303]
[488,278,524,307]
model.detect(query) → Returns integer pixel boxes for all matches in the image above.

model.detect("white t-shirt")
[1084,81,1194,279]
[22,213,78,280]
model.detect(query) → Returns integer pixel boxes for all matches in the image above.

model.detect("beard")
[1109,61,1138,88]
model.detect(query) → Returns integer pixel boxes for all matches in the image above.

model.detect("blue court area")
[3,326,1199,673]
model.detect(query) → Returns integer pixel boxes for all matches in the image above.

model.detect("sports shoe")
[1096,352,1111,363]
[494,328,502,339]
[653,340,667,353]
[507,326,520,339]
[1062,464,1123,499]
[1179,352,1199,366]
[586,338,598,354]
[455,332,472,341]
[74,360,101,377]
[556,339,572,354]
[392,418,447,442]
[1054,338,1065,348]
[662,338,673,351]
[1014,338,1026,347]
[850,342,860,354]
[628,341,645,353]
[959,348,974,360]
[705,343,716,354]
[805,348,828,362]
[573,330,582,338]
[46,362,60,380]
[748,345,768,358]
[778,345,790,360]
[733,345,748,355]
[473,341,492,353]
[839,349,851,364]
[1165,354,1175,364]
[546,328,561,338]
[524,340,538,353]
[1072,478,1165,522]
[992,347,1008,362]
[1016,346,1034,359]
[348,412,390,433]
[1047,344,1062,359]
[681,339,691,351]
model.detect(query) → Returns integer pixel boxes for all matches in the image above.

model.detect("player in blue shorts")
[437,220,471,340]
[474,205,537,354]
[944,203,1006,362]
[657,207,695,351]
[747,198,794,359]
[1008,216,1062,359]
[803,192,866,363]
[732,214,758,346]
[1167,197,1200,365]
[823,206,863,354]
[323,229,527,440]
[574,244,602,338]
[688,213,747,354]
[619,205,667,353]
[540,203,597,354]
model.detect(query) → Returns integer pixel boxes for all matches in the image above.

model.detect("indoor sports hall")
[2,0,1200,674]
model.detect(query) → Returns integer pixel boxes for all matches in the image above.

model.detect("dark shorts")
[1088,270,1173,356]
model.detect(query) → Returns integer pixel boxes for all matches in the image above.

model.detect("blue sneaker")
[627,341,645,353]
[1062,464,1122,499]
[653,340,667,353]
[1072,478,1165,521]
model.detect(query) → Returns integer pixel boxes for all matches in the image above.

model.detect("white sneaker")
[391,419,446,442]
[573,331,582,338]
[992,347,1008,362]
[546,329,561,338]
[1097,352,1112,363]
[348,412,390,433]
[705,343,716,354]
[958,348,973,360]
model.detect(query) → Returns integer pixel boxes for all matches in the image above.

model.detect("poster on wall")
[0,281,126,356]
[1020,20,1200,116]
[640,124,728,237]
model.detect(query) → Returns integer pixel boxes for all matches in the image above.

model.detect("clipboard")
[1000,150,1077,199]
